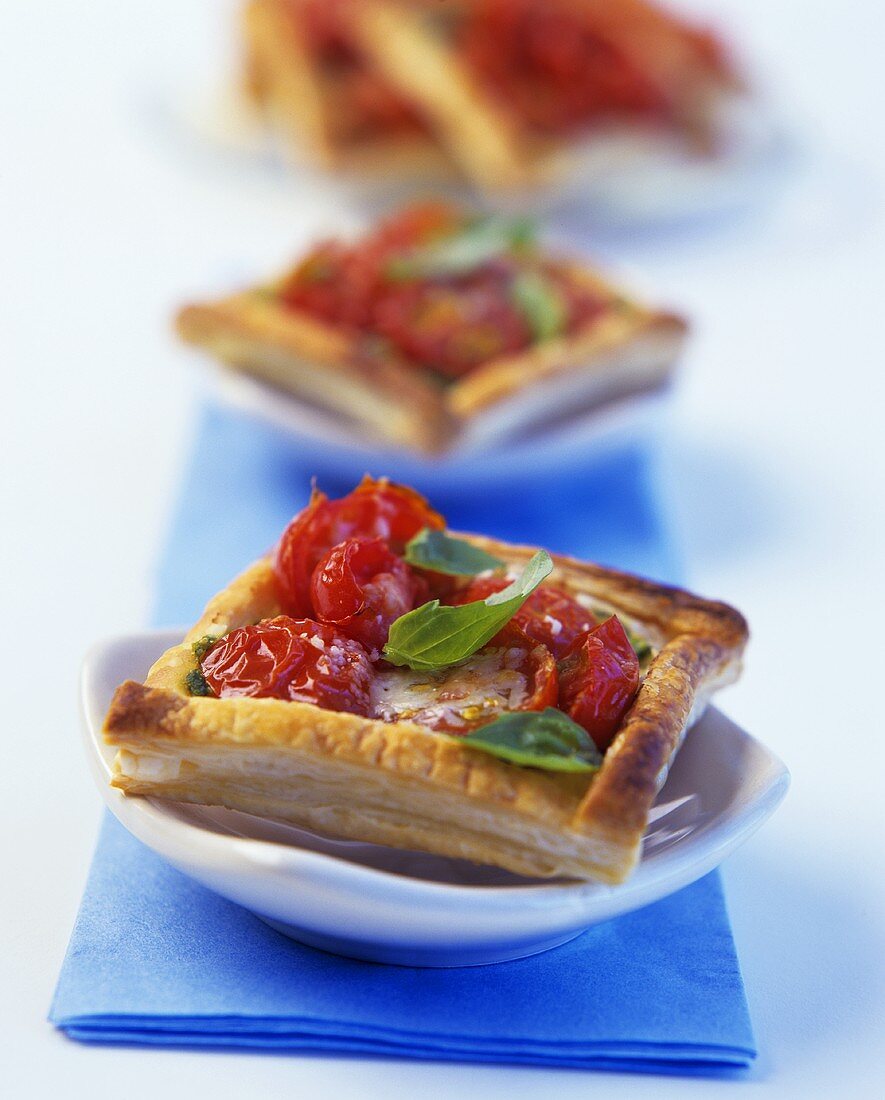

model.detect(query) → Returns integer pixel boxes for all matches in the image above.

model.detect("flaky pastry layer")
[176,267,687,454]
[104,537,746,882]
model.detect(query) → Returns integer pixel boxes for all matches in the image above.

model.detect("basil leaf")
[383,550,553,671]
[192,634,220,661]
[511,271,567,341]
[460,708,602,772]
[185,668,214,697]
[387,214,536,280]
[404,528,505,576]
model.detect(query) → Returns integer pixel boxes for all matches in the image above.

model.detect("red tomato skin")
[557,615,640,751]
[459,0,671,135]
[410,567,458,605]
[447,578,597,660]
[445,575,509,606]
[272,488,334,616]
[310,537,418,655]
[277,202,609,377]
[278,203,462,330]
[327,476,445,554]
[272,477,445,615]
[200,616,374,716]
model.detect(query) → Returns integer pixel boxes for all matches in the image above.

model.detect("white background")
[2,1,884,1096]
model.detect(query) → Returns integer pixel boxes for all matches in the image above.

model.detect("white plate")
[166,75,793,229]
[212,365,673,493]
[82,629,789,967]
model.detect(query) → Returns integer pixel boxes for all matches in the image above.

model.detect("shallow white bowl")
[166,74,793,228]
[213,367,672,494]
[82,629,789,967]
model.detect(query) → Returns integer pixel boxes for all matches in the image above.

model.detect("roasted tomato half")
[200,616,374,715]
[372,270,534,378]
[273,476,444,614]
[278,202,463,329]
[557,615,640,751]
[459,0,669,135]
[372,627,558,734]
[447,578,597,660]
[310,536,417,655]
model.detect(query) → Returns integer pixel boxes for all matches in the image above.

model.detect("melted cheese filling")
[370,599,656,732]
[373,648,531,732]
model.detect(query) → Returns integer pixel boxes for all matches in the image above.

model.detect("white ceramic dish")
[82,629,789,967]
[166,76,793,228]
[211,365,673,493]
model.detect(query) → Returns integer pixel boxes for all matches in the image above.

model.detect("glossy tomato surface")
[273,476,444,615]
[372,268,533,378]
[200,616,374,715]
[557,615,640,750]
[459,0,669,135]
[277,204,608,376]
[310,536,418,655]
[279,203,461,331]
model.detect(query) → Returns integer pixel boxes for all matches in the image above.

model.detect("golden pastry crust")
[242,0,455,177]
[175,291,457,452]
[175,266,687,455]
[346,0,542,192]
[104,536,747,883]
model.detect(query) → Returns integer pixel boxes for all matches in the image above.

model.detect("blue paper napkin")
[51,404,755,1073]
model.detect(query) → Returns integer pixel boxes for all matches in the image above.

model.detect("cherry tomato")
[372,630,558,734]
[447,578,597,660]
[279,203,462,330]
[557,615,640,751]
[278,200,610,375]
[273,477,445,615]
[310,537,417,655]
[200,616,374,715]
[459,0,669,135]
[410,567,458,605]
[372,269,533,378]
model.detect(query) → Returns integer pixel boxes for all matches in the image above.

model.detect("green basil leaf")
[383,549,553,671]
[404,528,505,576]
[185,667,214,697]
[387,214,536,280]
[511,271,567,341]
[460,708,603,772]
[192,634,220,662]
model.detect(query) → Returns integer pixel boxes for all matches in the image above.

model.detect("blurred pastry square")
[176,203,687,452]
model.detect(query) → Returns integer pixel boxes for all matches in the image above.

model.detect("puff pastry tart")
[104,477,747,883]
[241,0,742,192]
[176,202,687,453]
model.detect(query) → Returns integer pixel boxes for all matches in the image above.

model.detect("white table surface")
[2,1,884,1096]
